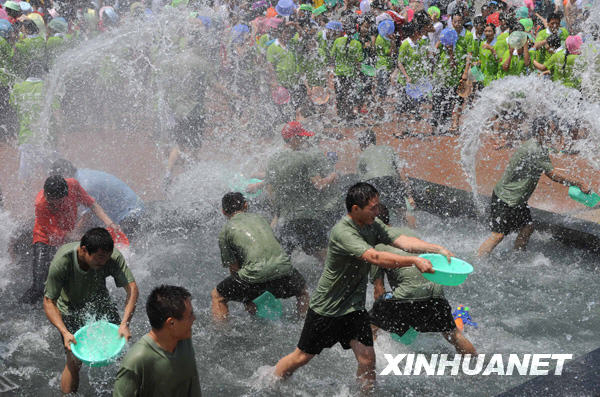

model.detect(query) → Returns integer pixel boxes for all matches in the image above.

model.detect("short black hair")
[146,285,191,329]
[44,175,68,200]
[402,21,416,37]
[547,12,562,23]
[547,33,561,49]
[346,182,378,212]
[222,192,246,215]
[376,203,390,225]
[474,15,484,26]
[80,227,114,254]
[49,158,77,178]
[358,129,376,149]
[22,19,39,35]
[414,10,432,31]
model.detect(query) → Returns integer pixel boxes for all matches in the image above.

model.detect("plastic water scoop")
[419,254,473,286]
[568,186,600,207]
[70,321,126,367]
[252,291,282,320]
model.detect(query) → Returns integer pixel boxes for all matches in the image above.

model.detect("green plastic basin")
[71,321,126,367]
[568,186,600,207]
[391,327,418,345]
[419,254,473,286]
[252,291,282,321]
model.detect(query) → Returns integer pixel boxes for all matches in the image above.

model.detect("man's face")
[549,18,559,33]
[81,247,112,270]
[45,196,65,212]
[172,298,195,340]
[452,15,463,31]
[484,25,495,40]
[352,196,380,225]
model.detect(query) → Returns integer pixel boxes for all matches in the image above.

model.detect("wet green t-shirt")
[357,145,402,181]
[266,148,334,221]
[330,36,364,77]
[370,227,444,301]
[375,34,393,71]
[44,242,136,315]
[497,49,534,78]
[266,41,300,88]
[309,217,402,317]
[218,212,293,283]
[493,139,553,207]
[113,334,202,397]
[543,50,580,89]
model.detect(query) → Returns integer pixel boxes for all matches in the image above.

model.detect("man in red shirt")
[22,175,117,303]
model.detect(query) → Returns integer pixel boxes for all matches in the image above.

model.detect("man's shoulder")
[50,243,78,269]
[121,336,158,370]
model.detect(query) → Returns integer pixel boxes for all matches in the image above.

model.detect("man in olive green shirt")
[369,205,476,354]
[478,118,590,256]
[211,192,309,322]
[357,129,416,227]
[114,285,202,397]
[265,122,339,260]
[43,228,139,394]
[274,183,452,393]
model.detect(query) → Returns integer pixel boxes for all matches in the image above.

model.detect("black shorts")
[489,192,533,235]
[369,297,456,336]
[279,217,333,256]
[216,268,306,303]
[297,308,373,355]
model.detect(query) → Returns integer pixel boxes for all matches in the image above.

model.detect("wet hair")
[414,10,432,32]
[474,15,484,26]
[376,204,390,225]
[547,12,562,24]
[22,19,39,35]
[49,159,77,178]
[80,227,114,254]
[146,285,191,330]
[402,21,416,38]
[358,129,376,149]
[25,62,46,79]
[346,182,378,212]
[547,33,561,49]
[43,175,68,200]
[222,192,246,215]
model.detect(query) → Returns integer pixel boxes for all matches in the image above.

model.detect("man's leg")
[443,329,477,355]
[477,232,504,257]
[61,350,82,393]
[295,288,310,317]
[350,339,376,393]
[514,223,534,251]
[21,243,55,303]
[211,288,229,322]
[274,348,314,378]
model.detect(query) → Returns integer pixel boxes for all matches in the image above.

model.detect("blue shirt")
[75,169,144,223]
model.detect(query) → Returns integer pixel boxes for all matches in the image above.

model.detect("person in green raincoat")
[534,12,569,64]
[478,23,499,85]
[330,20,363,120]
[13,19,46,78]
[532,35,582,89]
